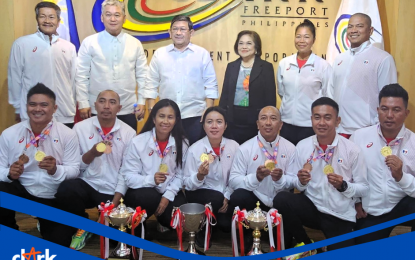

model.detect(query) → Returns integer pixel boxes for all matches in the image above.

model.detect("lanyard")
[25,122,53,150]
[207,146,225,161]
[152,131,171,158]
[257,137,279,164]
[96,127,115,142]
[307,146,335,165]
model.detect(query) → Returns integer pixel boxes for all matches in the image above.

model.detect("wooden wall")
[1,0,414,133]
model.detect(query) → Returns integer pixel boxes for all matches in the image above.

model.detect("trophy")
[171,203,215,255]
[104,199,135,259]
[244,202,269,255]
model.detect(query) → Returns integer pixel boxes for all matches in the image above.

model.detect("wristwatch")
[337,180,348,192]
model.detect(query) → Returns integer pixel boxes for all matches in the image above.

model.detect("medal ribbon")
[98,201,114,259]
[267,208,284,259]
[306,147,335,165]
[206,146,225,161]
[25,122,53,149]
[231,207,247,257]
[131,207,147,260]
[204,204,217,252]
[257,137,279,164]
[96,127,114,142]
[170,208,184,251]
[152,131,171,158]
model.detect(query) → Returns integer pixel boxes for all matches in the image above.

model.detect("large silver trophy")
[244,202,270,255]
[171,203,207,255]
[105,199,135,259]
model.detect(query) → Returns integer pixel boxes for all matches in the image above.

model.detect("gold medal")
[303,162,312,171]
[380,146,392,157]
[323,164,334,175]
[35,151,46,162]
[208,154,215,164]
[200,153,209,162]
[159,163,168,173]
[96,142,106,153]
[19,153,29,164]
[265,160,275,170]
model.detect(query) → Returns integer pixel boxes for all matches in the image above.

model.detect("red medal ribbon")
[170,208,184,251]
[98,202,114,259]
[204,204,217,252]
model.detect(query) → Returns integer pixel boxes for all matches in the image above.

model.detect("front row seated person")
[121,99,188,233]
[228,106,296,252]
[183,106,239,247]
[274,97,369,254]
[352,84,415,244]
[55,90,136,249]
[0,83,80,246]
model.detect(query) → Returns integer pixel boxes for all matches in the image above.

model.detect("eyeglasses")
[171,28,189,33]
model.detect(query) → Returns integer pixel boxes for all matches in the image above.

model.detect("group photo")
[1,0,415,259]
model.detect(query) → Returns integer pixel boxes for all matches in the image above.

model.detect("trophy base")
[184,246,205,255]
[106,243,131,260]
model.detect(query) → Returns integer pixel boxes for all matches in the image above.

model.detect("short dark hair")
[201,106,228,126]
[140,99,188,168]
[35,1,61,20]
[27,83,56,103]
[379,84,409,108]
[170,15,193,30]
[311,97,339,116]
[234,30,262,57]
[351,13,372,27]
[295,19,316,39]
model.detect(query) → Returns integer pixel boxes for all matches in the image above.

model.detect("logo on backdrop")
[92,0,242,42]
[12,248,56,260]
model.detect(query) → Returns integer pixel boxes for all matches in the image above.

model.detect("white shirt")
[76,30,148,115]
[141,43,218,119]
[74,117,136,196]
[328,41,397,134]
[351,124,415,216]
[228,133,296,207]
[286,135,369,222]
[0,119,80,199]
[183,136,239,199]
[120,128,189,201]
[8,30,77,123]
[277,53,332,127]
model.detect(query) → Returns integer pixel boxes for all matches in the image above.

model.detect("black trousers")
[273,191,355,251]
[92,113,137,131]
[182,116,203,145]
[355,196,415,244]
[54,178,114,246]
[0,180,72,246]
[124,187,186,229]
[186,189,231,232]
[280,122,315,146]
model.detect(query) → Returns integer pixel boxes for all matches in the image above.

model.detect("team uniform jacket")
[351,124,415,216]
[0,119,80,198]
[183,136,239,199]
[120,128,188,201]
[229,133,296,207]
[74,117,136,196]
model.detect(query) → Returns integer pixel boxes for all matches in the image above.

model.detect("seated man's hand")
[38,156,57,175]
[9,161,24,180]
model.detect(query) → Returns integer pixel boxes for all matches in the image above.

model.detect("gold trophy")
[242,202,270,255]
[105,199,134,259]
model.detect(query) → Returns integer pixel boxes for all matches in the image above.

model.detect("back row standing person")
[140,15,218,145]
[277,19,332,145]
[328,13,397,138]
[8,1,77,128]
[76,0,148,131]
[219,30,276,145]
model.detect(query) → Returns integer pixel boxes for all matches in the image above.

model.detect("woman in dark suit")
[219,30,276,145]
